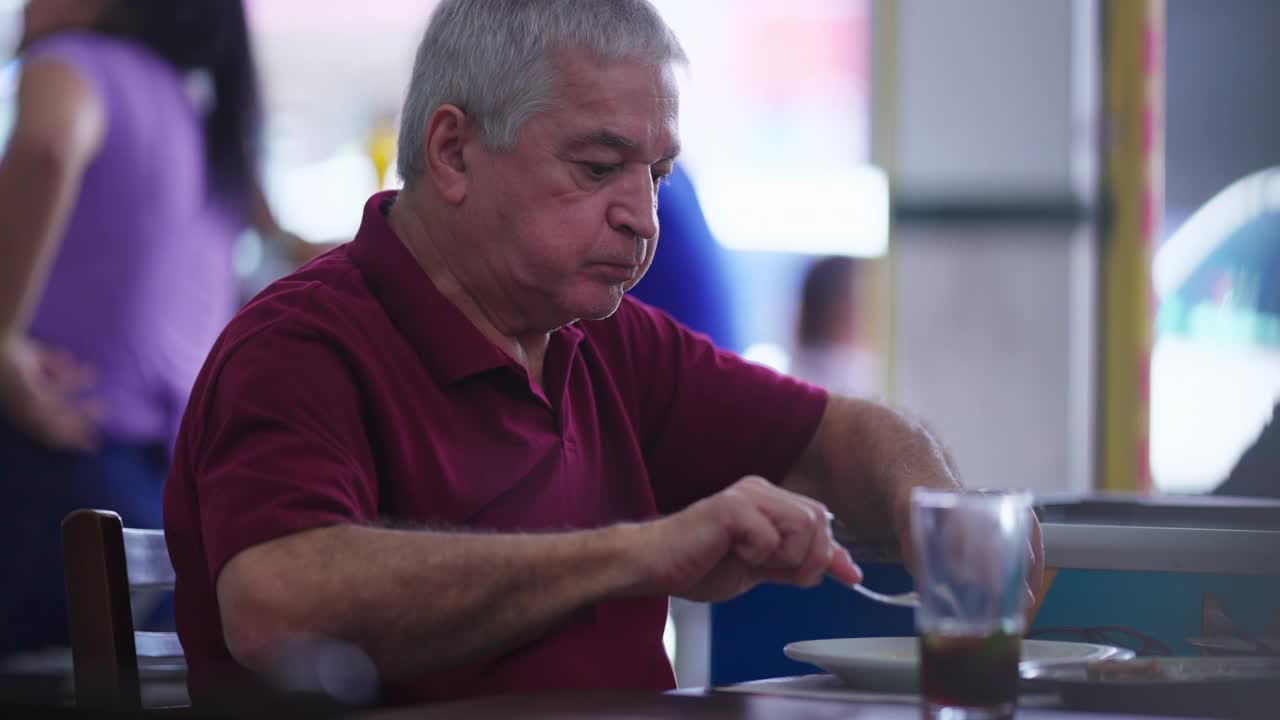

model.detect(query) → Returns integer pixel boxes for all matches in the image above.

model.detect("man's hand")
[626,476,863,602]
[0,335,101,452]
[929,497,1046,608]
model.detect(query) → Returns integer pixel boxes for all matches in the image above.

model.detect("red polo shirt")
[163,192,827,705]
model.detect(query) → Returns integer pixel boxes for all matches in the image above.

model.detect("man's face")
[460,49,680,327]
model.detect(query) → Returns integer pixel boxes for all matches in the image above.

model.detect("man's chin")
[580,301,624,322]
[573,292,626,322]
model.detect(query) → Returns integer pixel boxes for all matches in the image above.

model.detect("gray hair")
[396,0,687,186]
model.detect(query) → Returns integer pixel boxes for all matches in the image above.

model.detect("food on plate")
[1085,659,1167,682]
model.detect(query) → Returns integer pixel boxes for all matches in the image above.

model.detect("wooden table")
[352,689,1188,719]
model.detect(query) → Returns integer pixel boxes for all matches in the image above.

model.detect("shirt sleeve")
[22,33,107,102]
[192,322,380,581]
[600,298,829,514]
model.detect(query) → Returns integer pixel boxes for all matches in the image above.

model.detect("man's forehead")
[532,50,682,155]
[566,128,681,159]
[553,52,680,105]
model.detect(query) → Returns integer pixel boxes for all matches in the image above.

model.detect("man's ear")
[424,104,471,205]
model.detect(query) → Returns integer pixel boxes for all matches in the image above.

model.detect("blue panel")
[1031,569,1280,656]
[709,564,1280,685]
[709,562,915,685]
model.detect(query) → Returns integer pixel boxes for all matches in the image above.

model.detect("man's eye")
[584,164,617,180]
[652,172,672,188]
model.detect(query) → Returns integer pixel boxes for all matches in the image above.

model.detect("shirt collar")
[346,191,584,386]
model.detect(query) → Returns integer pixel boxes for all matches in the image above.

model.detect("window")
[1150,168,1280,492]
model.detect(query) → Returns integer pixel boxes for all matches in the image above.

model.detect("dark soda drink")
[919,631,1021,716]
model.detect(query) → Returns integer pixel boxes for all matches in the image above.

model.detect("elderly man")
[164,0,1043,707]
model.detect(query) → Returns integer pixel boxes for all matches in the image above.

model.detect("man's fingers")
[826,544,863,586]
[721,491,782,567]
[789,503,843,587]
[724,476,859,589]
[759,543,862,588]
[733,476,833,575]
[761,503,823,571]
[793,524,834,587]
[759,512,827,587]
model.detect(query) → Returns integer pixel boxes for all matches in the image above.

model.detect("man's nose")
[607,168,659,240]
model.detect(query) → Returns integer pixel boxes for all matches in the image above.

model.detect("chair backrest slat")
[62,509,182,711]
[122,528,176,589]
[134,631,184,659]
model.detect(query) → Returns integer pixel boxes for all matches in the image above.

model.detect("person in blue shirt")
[628,165,740,351]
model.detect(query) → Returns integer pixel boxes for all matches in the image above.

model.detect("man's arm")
[218,523,639,679]
[782,395,1044,597]
[782,395,960,546]
[217,476,860,680]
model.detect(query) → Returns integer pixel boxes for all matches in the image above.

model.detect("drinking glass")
[911,488,1033,720]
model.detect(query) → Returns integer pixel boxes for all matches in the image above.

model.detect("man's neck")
[387,192,551,386]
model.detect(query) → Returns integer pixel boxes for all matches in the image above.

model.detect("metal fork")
[847,582,920,609]
[824,511,920,608]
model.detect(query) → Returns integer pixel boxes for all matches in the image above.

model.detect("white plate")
[1021,657,1280,716]
[783,637,1134,693]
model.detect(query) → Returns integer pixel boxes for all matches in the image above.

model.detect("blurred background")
[2,0,1278,697]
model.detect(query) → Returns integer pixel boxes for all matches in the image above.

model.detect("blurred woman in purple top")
[0,0,286,655]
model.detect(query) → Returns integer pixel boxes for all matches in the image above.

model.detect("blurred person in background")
[790,256,878,397]
[0,0,300,656]
[1213,400,1280,499]
[628,164,740,352]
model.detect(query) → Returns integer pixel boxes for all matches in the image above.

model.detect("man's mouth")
[586,263,640,283]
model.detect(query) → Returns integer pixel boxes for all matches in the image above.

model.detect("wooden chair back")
[61,509,184,711]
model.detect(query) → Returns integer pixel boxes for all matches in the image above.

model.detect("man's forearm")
[217,523,645,679]
[785,395,962,544]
